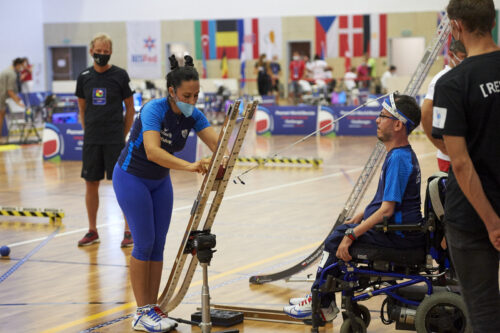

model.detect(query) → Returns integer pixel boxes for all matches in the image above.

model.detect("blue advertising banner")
[43,123,84,161]
[256,105,318,135]
[333,107,379,136]
[255,105,380,136]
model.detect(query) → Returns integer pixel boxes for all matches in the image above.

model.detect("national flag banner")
[238,18,259,59]
[195,20,216,60]
[216,20,239,59]
[221,49,228,78]
[339,15,364,58]
[126,21,162,79]
[201,47,208,78]
[364,14,387,57]
[258,17,282,59]
[240,43,246,88]
[316,16,338,59]
[317,14,386,59]
[196,18,260,60]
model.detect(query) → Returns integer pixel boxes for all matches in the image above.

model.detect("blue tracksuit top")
[117,98,210,179]
[363,145,423,226]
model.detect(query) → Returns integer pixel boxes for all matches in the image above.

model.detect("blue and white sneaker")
[283,295,339,322]
[132,305,177,332]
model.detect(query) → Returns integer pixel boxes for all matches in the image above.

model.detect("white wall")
[42,0,458,23]
[0,0,45,91]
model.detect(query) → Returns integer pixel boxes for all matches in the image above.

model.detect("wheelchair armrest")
[374,216,426,233]
[374,223,424,232]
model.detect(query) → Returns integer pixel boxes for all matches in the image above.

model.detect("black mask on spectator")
[93,53,110,66]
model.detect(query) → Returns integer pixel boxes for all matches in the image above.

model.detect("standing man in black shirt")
[76,33,136,247]
[432,1,500,331]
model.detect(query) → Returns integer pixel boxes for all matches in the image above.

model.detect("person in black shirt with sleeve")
[75,33,136,247]
[432,1,500,331]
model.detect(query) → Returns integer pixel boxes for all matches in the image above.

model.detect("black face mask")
[93,53,110,66]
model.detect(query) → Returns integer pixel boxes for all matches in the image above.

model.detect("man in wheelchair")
[284,93,470,332]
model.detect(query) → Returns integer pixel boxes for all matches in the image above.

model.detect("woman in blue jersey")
[113,55,219,332]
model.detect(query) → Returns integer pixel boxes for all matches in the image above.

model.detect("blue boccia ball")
[0,245,10,257]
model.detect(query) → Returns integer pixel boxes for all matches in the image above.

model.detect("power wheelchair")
[309,172,471,333]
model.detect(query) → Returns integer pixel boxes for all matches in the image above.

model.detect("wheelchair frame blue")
[308,173,469,332]
[318,262,432,308]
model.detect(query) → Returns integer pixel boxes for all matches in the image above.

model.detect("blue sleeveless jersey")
[117,98,210,179]
[363,145,423,226]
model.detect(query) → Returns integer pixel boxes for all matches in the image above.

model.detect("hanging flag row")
[195,18,282,60]
[315,14,387,59]
[195,15,387,61]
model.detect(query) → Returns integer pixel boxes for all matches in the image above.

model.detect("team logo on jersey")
[181,129,188,138]
[92,88,107,105]
[432,106,447,129]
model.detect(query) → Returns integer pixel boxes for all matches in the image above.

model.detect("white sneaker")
[283,295,339,322]
[289,293,311,305]
[132,306,176,332]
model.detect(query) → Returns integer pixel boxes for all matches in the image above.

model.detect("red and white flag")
[317,14,387,59]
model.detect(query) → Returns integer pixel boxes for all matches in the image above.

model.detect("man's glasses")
[378,112,398,121]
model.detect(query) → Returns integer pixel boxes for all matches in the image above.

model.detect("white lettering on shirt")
[479,81,500,98]
[433,106,447,129]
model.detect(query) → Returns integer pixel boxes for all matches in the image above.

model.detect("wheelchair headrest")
[426,172,448,222]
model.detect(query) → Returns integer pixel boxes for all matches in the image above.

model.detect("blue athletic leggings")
[112,164,173,261]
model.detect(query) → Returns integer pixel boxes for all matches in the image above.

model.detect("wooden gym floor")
[0,125,451,332]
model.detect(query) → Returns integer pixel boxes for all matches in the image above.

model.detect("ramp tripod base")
[191,309,244,327]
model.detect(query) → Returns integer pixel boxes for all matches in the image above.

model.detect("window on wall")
[50,46,87,80]
[288,41,311,61]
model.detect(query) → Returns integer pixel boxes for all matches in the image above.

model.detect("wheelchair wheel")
[415,292,471,333]
[340,316,367,333]
[353,304,371,327]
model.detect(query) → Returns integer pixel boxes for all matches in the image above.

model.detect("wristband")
[345,228,357,241]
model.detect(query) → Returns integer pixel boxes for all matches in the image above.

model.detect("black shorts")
[81,143,124,181]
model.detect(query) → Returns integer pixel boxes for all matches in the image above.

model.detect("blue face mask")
[176,101,195,117]
[172,93,195,117]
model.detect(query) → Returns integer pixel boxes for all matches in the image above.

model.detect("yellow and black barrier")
[236,157,323,167]
[0,206,64,225]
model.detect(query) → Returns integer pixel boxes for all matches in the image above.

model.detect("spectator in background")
[289,51,305,104]
[254,54,271,96]
[75,33,136,247]
[381,65,396,94]
[421,39,466,172]
[311,54,329,81]
[357,55,369,88]
[19,58,33,94]
[269,55,282,99]
[311,54,332,100]
[303,54,313,79]
[366,53,377,82]
[343,66,358,91]
[0,58,25,143]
